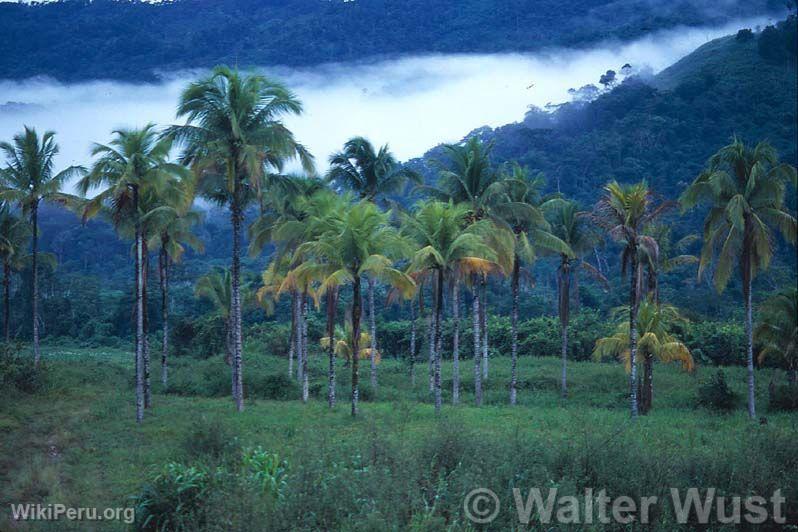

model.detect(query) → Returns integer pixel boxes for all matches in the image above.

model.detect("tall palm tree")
[168,65,314,412]
[755,288,797,387]
[594,300,695,413]
[403,201,496,412]
[78,124,183,422]
[0,127,83,366]
[0,204,30,342]
[680,139,797,419]
[545,199,605,400]
[591,181,669,418]
[497,165,571,405]
[293,200,413,416]
[327,137,420,390]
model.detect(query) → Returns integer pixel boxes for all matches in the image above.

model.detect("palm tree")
[327,137,420,390]
[146,203,203,387]
[78,124,184,422]
[639,225,699,304]
[545,199,605,400]
[195,267,234,366]
[403,201,496,412]
[594,300,695,413]
[0,204,30,342]
[755,288,797,387]
[590,181,669,418]
[294,200,413,416]
[497,165,572,405]
[0,127,83,366]
[680,139,797,419]
[169,65,314,412]
[321,321,379,364]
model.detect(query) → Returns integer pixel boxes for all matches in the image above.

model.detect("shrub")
[697,370,739,412]
[182,418,240,462]
[768,384,798,412]
[0,343,49,393]
[681,321,744,366]
[246,372,300,401]
[242,446,288,499]
[132,462,211,531]
[171,315,225,359]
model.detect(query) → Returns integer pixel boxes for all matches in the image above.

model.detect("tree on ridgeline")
[590,181,670,418]
[0,204,30,343]
[402,200,496,412]
[78,124,184,422]
[544,199,605,400]
[168,65,315,412]
[0,128,83,366]
[327,136,420,390]
[680,138,797,419]
[593,300,695,413]
[755,288,797,387]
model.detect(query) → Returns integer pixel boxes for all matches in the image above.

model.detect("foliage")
[0,343,49,393]
[242,446,288,499]
[768,384,798,411]
[132,462,211,531]
[697,370,740,412]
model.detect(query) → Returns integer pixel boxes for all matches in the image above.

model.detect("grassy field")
[1,344,797,530]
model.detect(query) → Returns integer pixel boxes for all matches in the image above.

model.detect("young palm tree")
[78,124,184,422]
[639,225,699,304]
[591,181,669,418]
[594,300,695,413]
[0,127,83,366]
[755,288,797,387]
[545,199,605,400]
[403,201,496,412]
[169,65,314,411]
[497,165,572,404]
[680,139,797,419]
[0,204,30,342]
[327,137,420,389]
[294,200,413,416]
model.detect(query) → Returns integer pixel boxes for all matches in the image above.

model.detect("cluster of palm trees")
[1,66,795,423]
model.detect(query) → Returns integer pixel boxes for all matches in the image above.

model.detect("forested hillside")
[0,0,786,81]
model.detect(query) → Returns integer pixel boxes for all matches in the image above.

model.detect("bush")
[171,315,225,359]
[768,384,798,412]
[0,343,49,393]
[242,446,288,499]
[681,321,744,366]
[246,372,300,401]
[697,370,739,412]
[133,462,211,531]
[182,418,240,462]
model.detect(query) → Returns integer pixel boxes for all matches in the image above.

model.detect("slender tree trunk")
[294,290,303,384]
[433,269,444,414]
[142,240,151,409]
[481,275,488,380]
[351,275,362,417]
[559,259,571,399]
[427,281,435,394]
[640,354,653,414]
[159,248,169,387]
[629,249,640,419]
[301,289,309,403]
[31,201,40,366]
[326,288,337,408]
[743,252,756,419]
[230,193,244,412]
[288,292,295,378]
[368,276,378,389]
[409,297,417,387]
[3,260,9,343]
[133,187,144,423]
[452,279,460,405]
[472,277,482,406]
[510,256,520,405]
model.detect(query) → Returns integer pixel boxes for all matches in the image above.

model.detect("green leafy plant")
[242,446,288,500]
[697,370,739,412]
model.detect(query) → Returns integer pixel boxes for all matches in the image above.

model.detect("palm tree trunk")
[743,252,756,419]
[559,259,571,400]
[133,187,144,423]
[142,240,151,409]
[3,259,10,343]
[301,289,309,403]
[159,248,169,387]
[433,268,444,414]
[31,201,40,366]
[481,275,488,380]
[472,277,482,406]
[641,354,653,414]
[294,290,303,384]
[368,276,378,389]
[351,274,362,417]
[288,291,295,378]
[230,194,244,412]
[452,279,460,405]
[510,255,520,405]
[326,288,337,407]
[427,282,435,394]
[409,297,417,387]
[629,250,640,419]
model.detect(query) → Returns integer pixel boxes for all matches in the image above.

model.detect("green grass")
[1,344,797,530]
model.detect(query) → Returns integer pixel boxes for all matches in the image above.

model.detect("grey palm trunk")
[294,291,303,384]
[510,257,520,405]
[368,277,378,389]
[230,194,244,412]
[472,278,482,406]
[142,243,151,409]
[452,279,460,405]
[301,291,309,403]
[427,297,435,394]
[433,268,444,414]
[159,248,169,387]
[351,275,362,417]
[326,288,337,408]
[743,248,756,419]
[288,294,295,379]
[481,276,488,380]
[133,186,144,423]
[409,297,417,387]
[558,258,571,399]
[31,201,40,366]
[628,251,640,419]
